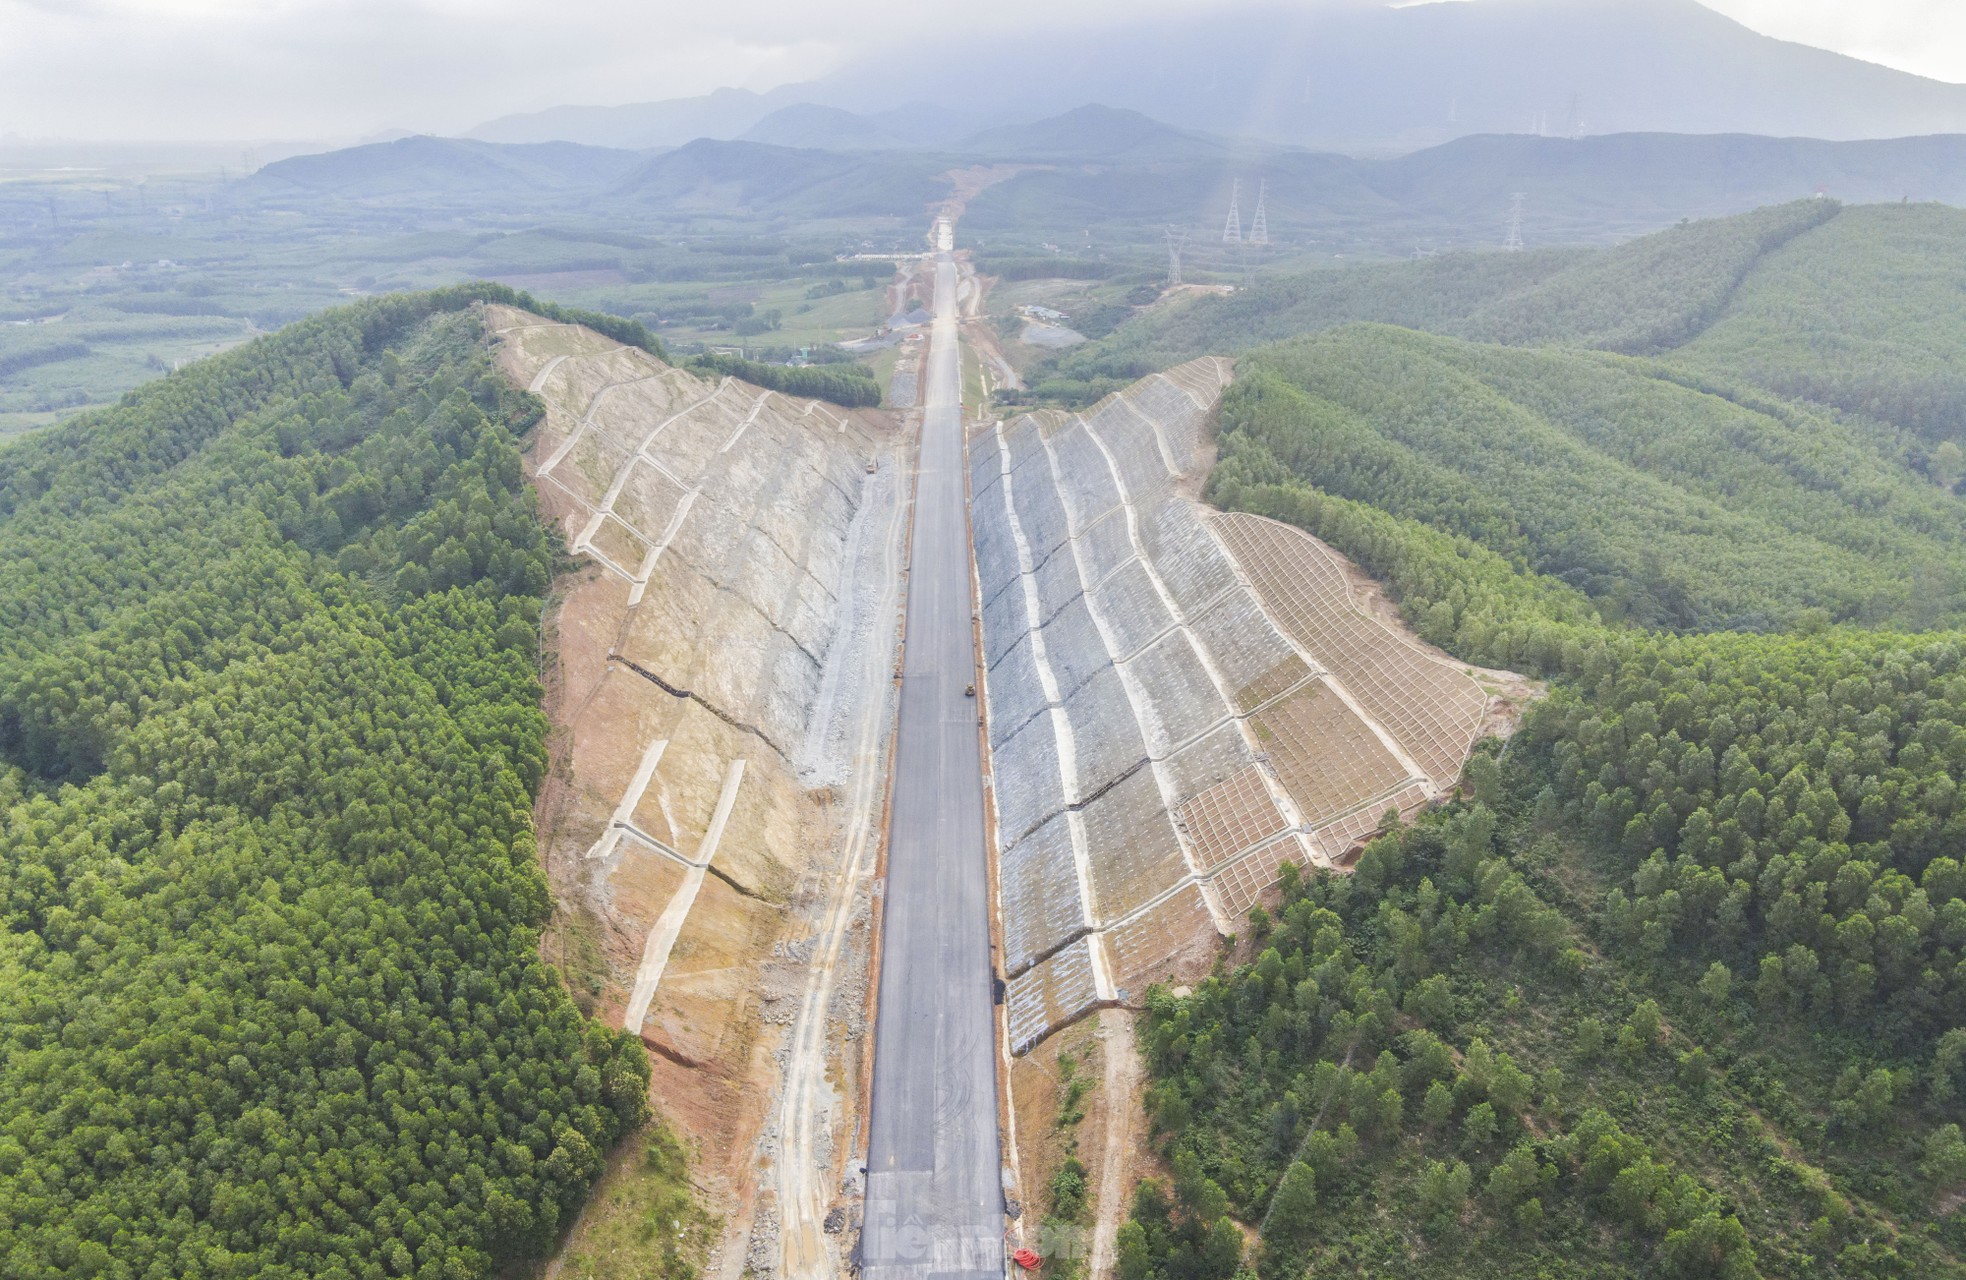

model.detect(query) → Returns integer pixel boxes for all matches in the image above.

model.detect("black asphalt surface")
[861,235,1005,1280]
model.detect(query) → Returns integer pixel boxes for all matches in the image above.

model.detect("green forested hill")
[1226,325,1966,632]
[1044,200,1836,392]
[0,290,648,1279]
[1445,199,1839,353]
[1114,267,1966,1273]
[1044,198,1966,463]
[1674,203,1966,445]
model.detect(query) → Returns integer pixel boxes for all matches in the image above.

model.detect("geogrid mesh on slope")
[1105,885,1215,996]
[1047,421,1124,532]
[993,709,1070,845]
[986,631,1053,746]
[1212,513,1489,787]
[1063,666,1152,801]
[1143,500,1239,619]
[1129,380,1206,450]
[1033,546,1086,625]
[1075,510,1139,588]
[1145,368,1218,473]
[1006,938,1103,1055]
[1176,765,1293,873]
[970,426,1003,497]
[684,497,826,634]
[1125,629,1230,755]
[676,488,831,663]
[1311,780,1430,859]
[1087,398,1174,502]
[1040,596,1118,701]
[1080,767,1189,922]
[1093,558,1177,661]
[972,488,1022,609]
[626,542,819,747]
[1010,460,1073,565]
[983,580,1032,668]
[1004,416,1052,483]
[1163,720,1259,802]
[1251,681,1409,826]
[1189,590,1311,708]
[999,814,1089,976]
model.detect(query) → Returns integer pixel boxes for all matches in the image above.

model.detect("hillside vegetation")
[1674,203,1966,444]
[1118,401,1966,1279]
[1110,199,1966,1279]
[1045,201,1966,461]
[0,289,648,1279]
[1226,325,1966,632]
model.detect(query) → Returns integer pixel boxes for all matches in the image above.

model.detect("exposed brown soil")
[488,304,908,1280]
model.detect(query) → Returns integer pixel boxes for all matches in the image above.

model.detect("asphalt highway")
[860,219,1005,1280]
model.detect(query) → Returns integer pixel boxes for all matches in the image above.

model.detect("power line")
[1504,192,1526,252]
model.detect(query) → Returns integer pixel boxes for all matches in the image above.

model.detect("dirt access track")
[489,304,909,1280]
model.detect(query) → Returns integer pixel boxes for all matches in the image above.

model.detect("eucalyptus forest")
[1114,245,1966,1275]
[0,289,649,1279]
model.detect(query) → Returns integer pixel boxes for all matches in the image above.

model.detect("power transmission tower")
[1223,178,1243,243]
[1504,192,1526,251]
[1249,180,1270,246]
[1165,226,1188,286]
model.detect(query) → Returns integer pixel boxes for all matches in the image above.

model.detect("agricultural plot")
[977,359,1504,1052]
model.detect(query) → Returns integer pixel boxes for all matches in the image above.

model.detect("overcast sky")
[1,0,1963,142]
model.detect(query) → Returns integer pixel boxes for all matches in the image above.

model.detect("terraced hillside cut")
[490,305,906,1250]
[970,359,1514,1053]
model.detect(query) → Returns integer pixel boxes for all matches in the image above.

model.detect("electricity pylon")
[1165,226,1189,285]
[1223,179,1243,243]
[1504,193,1526,251]
[1249,180,1270,246]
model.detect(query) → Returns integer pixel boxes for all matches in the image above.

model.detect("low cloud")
[0,0,1958,142]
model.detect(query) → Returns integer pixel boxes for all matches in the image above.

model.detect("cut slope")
[973,359,1510,1053]
[492,306,905,1273]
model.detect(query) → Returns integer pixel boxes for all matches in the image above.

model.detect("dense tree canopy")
[1216,328,1966,632]
[0,289,648,1280]
[1040,200,1836,397]
[1121,299,1966,1277]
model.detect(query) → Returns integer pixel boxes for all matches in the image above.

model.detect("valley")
[7,12,1966,1277]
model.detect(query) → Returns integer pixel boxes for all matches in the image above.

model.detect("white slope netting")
[974,362,1491,1053]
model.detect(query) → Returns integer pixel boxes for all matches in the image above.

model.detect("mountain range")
[469,0,1966,155]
